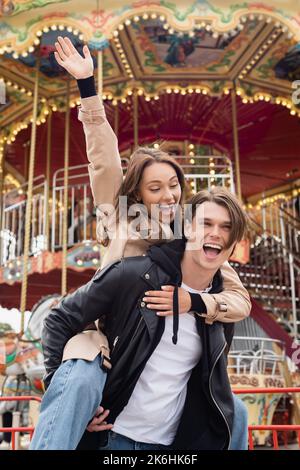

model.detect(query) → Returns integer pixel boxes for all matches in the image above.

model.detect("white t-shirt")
[113,282,208,445]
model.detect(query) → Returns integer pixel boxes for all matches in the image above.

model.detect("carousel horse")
[0,294,61,443]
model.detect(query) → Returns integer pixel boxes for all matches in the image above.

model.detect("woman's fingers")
[83,44,91,59]
[146,304,171,310]
[54,51,64,66]
[143,296,171,304]
[57,36,71,56]
[55,42,67,61]
[157,310,173,316]
[64,36,78,54]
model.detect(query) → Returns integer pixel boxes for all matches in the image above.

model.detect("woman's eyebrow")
[146,175,178,185]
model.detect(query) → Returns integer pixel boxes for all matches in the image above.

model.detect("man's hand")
[86,406,114,433]
[54,36,94,79]
[143,286,192,316]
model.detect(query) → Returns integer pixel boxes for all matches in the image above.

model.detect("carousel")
[0,0,300,449]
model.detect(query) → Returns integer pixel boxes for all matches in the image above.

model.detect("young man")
[35,188,248,450]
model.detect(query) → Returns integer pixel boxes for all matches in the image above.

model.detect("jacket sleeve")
[190,262,251,324]
[42,262,121,388]
[78,93,123,243]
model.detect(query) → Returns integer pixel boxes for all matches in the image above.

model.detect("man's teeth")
[203,243,222,250]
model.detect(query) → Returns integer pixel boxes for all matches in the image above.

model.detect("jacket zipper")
[130,316,144,343]
[112,317,144,354]
[208,342,232,449]
[112,336,119,353]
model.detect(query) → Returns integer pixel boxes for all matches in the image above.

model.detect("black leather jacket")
[42,240,234,450]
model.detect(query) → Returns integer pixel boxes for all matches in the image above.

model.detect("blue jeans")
[99,431,171,451]
[229,394,248,450]
[29,356,248,450]
[30,356,106,450]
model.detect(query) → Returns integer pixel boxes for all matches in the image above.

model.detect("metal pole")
[231,83,242,200]
[97,50,103,104]
[45,109,52,250]
[133,90,138,149]
[20,56,40,334]
[114,104,119,138]
[0,140,5,265]
[61,79,71,296]
[289,253,298,340]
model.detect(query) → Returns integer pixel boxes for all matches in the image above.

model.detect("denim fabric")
[99,431,171,451]
[30,356,106,450]
[229,394,248,450]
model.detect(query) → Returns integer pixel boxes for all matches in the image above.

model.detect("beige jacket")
[62,95,251,361]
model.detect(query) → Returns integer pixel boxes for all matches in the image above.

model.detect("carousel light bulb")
[67,26,72,32]
[34,39,40,45]
[188,88,193,93]
[137,89,143,96]
[151,13,157,19]
[154,95,159,100]
[142,13,149,20]
[190,158,195,164]
[51,25,57,31]
[133,16,139,22]
[125,19,131,26]
[12,53,19,59]
[112,99,117,106]
[113,31,119,37]
[107,94,113,100]
[58,25,64,31]
[202,89,208,95]
[43,26,49,33]
[118,24,124,31]
[159,15,165,21]
[166,88,172,93]
[121,98,126,103]
[174,88,179,93]
[195,88,201,93]
[154,143,160,149]
[145,96,151,101]
[79,34,84,41]
[181,90,186,95]
[73,29,79,35]
[22,52,28,57]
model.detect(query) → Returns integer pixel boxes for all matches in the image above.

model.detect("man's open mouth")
[203,243,223,259]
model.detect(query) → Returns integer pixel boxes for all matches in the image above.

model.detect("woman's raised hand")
[54,36,94,80]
